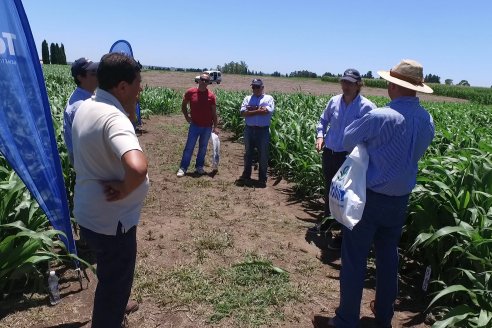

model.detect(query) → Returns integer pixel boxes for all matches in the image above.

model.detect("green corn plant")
[427,269,492,328]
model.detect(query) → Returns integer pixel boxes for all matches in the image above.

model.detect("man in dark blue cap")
[237,79,275,188]
[310,69,376,249]
[63,57,99,164]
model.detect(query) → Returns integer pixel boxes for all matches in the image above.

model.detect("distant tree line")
[41,40,66,65]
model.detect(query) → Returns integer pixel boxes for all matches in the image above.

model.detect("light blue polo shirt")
[316,94,376,152]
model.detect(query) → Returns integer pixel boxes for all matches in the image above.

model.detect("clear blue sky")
[21,0,492,87]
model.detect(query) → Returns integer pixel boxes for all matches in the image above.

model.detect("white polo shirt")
[72,89,149,235]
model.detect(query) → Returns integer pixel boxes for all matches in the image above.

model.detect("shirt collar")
[94,88,126,114]
[388,96,419,106]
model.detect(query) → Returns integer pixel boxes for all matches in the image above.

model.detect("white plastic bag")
[328,144,369,230]
[211,132,220,170]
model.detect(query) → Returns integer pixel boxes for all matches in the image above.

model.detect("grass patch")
[194,229,234,252]
[133,255,301,327]
[183,179,213,188]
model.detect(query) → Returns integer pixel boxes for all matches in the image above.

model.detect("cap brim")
[340,76,359,83]
[377,70,433,94]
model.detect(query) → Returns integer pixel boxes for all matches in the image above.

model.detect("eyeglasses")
[252,85,261,89]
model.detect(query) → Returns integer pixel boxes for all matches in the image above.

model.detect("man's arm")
[103,149,148,201]
[181,98,191,123]
[211,104,218,134]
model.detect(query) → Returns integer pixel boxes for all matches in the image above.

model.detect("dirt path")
[0,114,430,328]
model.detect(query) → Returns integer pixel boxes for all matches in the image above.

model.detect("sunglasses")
[200,78,210,82]
[252,85,262,89]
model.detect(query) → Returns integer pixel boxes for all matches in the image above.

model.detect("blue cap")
[71,57,99,77]
[340,69,361,83]
[251,78,263,86]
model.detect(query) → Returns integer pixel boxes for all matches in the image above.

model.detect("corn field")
[1,65,491,327]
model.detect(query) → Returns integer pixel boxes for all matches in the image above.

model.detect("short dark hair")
[73,71,86,86]
[97,53,141,91]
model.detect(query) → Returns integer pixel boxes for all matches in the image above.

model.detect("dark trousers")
[242,125,270,182]
[80,223,137,328]
[334,190,410,328]
[322,148,349,218]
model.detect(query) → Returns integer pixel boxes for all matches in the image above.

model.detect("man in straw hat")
[327,59,435,328]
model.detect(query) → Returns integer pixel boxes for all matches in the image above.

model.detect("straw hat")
[377,59,433,94]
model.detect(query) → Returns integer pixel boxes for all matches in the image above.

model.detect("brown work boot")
[125,299,139,314]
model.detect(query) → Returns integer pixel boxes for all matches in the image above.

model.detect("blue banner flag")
[109,39,134,57]
[109,40,141,126]
[0,0,76,255]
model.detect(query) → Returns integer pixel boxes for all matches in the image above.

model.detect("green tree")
[41,40,50,64]
[221,61,248,74]
[60,43,67,65]
[424,74,440,83]
[445,79,453,85]
[362,71,373,79]
[289,70,317,78]
[50,43,61,64]
[458,80,470,86]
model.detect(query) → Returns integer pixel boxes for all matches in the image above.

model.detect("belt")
[325,148,347,155]
[247,125,269,129]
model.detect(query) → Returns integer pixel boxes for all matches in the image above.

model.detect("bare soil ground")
[0,72,450,328]
[141,71,467,103]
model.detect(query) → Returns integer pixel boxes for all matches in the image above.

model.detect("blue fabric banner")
[109,40,141,125]
[0,0,76,255]
[109,40,134,57]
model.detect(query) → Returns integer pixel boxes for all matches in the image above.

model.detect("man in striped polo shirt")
[329,60,435,328]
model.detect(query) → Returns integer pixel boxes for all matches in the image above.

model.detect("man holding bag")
[310,69,376,250]
[328,60,435,328]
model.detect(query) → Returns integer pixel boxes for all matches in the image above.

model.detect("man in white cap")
[328,60,435,328]
[63,57,99,164]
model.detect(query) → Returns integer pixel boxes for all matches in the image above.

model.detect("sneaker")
[195,167,206,175]
[176,168,186,177]
[257,180,267,188]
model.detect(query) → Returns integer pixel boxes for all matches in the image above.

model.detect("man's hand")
[102,180,125,201]
[316,137,324,152]
[102,150,148,202]
[258,106,269,114]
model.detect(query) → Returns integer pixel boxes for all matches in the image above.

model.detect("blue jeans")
[334,189,410,328]
[242,125,270,182]
[179,123,212,171]
[80,223,137,328]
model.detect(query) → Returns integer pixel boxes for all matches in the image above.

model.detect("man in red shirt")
[177,73,218,176]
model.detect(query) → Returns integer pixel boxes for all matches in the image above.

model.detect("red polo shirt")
[184,88,216,127]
